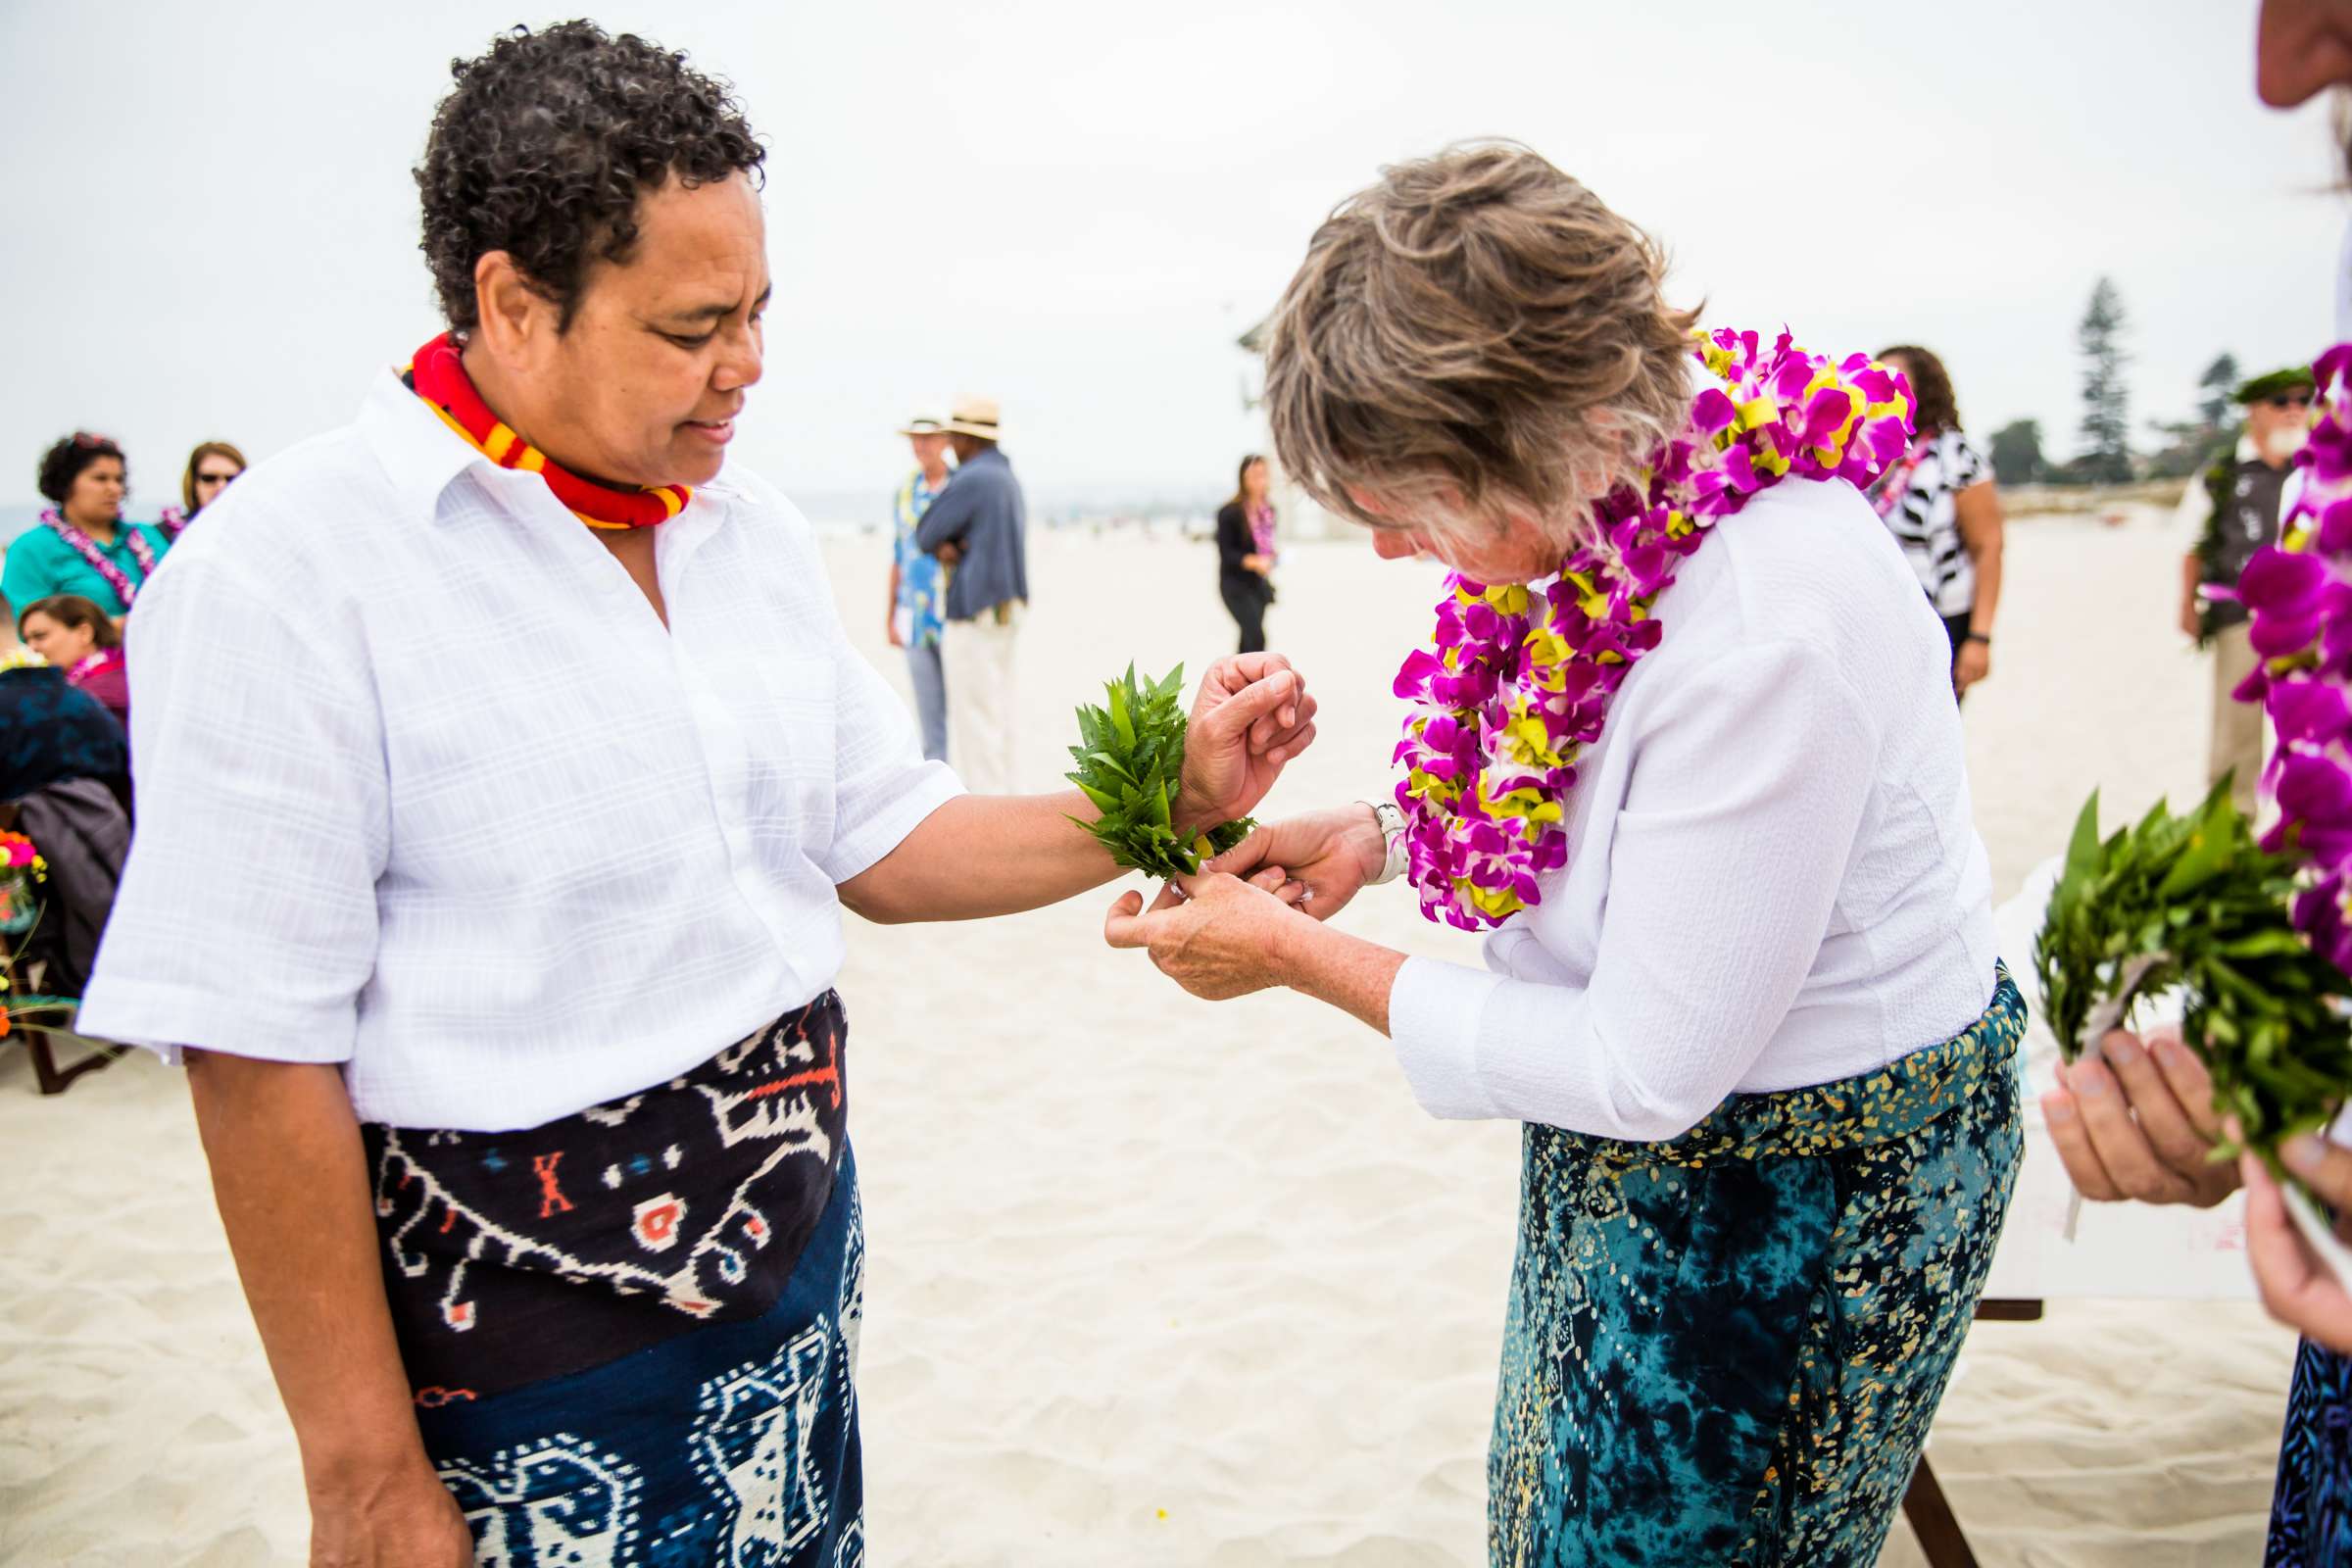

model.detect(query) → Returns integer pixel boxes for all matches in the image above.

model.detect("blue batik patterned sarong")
[1489,968,2026,1567]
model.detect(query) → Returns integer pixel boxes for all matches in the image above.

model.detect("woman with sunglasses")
[4,433,174,622]
[162,440,247,539]
[2177,364,2314,815]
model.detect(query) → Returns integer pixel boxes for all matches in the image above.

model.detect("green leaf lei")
[1065,663,1254,879]
[2189,436,2242,649]
[2035,781,2352,1166]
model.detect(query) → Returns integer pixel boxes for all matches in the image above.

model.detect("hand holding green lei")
[1066,663,1254,879]
[2035,781,2352,1167]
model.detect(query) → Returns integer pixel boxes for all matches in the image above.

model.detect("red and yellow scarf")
[405,332,691,531]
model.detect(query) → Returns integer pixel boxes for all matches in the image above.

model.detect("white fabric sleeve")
[76,555,388,1065]
[1384,638,1879,1141]
[2176,472,2215,552]
[792,532,962,885]
[729,467,963,884]
[819,640,964,883]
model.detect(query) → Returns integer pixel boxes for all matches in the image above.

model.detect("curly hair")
[1879,344,1960,435]
[415,21,766,334]
[1261,141,1701,539]
[36,432,125,506]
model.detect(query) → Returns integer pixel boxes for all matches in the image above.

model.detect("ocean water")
[0,493,1226,546]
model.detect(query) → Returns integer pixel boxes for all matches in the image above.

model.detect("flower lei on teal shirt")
[1392,328,1915,931]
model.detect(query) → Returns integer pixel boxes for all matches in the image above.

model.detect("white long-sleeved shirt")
[1386,475,1998,1142]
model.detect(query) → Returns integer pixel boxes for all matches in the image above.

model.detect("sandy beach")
[0,505,2305,1566]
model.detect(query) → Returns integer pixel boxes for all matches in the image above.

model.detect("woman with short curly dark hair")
[4,433,172,619]
[76,21,1314,1563]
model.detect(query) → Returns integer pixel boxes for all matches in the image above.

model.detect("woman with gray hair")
[1105,141,2017,1567]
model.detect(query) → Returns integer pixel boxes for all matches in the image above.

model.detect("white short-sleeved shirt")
[78,371,961,1130]
[1387,477,1998,1142]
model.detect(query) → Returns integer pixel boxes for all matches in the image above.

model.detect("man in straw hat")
[889,415,954,762]
[2177,362,2316,812]
[916,394,1029,792]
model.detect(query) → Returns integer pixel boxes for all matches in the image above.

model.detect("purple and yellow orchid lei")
[2236,343,2352,968]
[1391,328,1915,931]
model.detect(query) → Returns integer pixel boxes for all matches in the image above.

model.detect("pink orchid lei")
[2235,343,2352,969]
[1391,328,1916,931]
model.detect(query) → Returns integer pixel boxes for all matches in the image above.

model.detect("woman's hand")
[307,1455,471,1567]
[2040,1026,2241,1207]
[1243,554,1274,576]
[2243,1134,2352,1354]
[1953,637,1990,695]
[1102,870,1305,1000]
[1174,655,1317,829]
[1206,806,1385,921]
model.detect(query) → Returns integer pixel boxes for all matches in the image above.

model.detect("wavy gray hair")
[1261,141,1699,546]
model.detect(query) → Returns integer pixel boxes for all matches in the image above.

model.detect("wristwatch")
[1963,630,1991,646]
[1361,799,1409,886]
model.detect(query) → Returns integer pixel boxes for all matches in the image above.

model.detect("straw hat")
[896,416,948,436]
[941,396,1003,441]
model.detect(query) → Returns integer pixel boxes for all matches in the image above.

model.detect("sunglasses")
[195,470,240,484]
[71,431,116,449]
[2269,393,2314,410]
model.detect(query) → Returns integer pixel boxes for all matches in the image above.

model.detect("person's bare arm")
[839,790,1132,922]
[186,1052,470,1567]
[1953,481,2004,693]
[885,561,905,649]
[2180,553,2207,640]
[839,658,1316,924]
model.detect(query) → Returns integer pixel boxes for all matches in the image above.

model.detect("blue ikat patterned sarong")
[415,1146,865,1568]
[1489,968,2027,1567]
[367,995,866,1566]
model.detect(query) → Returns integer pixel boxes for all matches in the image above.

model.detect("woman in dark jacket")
[1215,454,1278,653]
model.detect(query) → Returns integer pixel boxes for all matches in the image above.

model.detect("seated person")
[0,654,128,815]
[19,596,129,730]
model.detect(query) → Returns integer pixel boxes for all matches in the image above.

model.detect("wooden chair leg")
[1898,1298,2041,1566]
[1903,1454,1980,1568]
[17,1026,125,1096]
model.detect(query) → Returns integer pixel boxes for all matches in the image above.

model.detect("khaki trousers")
[948,604,1022,795]
[2211,623,2269,818]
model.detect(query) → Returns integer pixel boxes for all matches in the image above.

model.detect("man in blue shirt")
[887,416,953,763]
[914,396,1030,792]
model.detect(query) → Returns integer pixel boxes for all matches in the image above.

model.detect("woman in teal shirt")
[6,433,174,619]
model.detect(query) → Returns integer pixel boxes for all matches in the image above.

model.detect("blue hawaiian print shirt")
[892,470,946,648]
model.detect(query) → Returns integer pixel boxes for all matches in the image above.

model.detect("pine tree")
[2076,277,2133,483]
[1986,419,2047,485]
[2197,352,2241,428]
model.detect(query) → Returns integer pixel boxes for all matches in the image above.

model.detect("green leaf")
[1064,660,1254,879]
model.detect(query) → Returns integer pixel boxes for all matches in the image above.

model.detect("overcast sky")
[1,0,2341,517]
